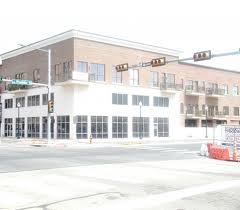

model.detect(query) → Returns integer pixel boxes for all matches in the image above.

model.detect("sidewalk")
[0,137,211,148]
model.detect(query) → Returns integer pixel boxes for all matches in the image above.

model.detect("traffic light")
[48,100,54,113]
[151,57,166,67]
[193,50,211,62]
[115,63,128,72]
[0,76,3,83]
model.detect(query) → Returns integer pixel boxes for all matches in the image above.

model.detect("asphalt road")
[0,142,201,173]
[1,142,240,210]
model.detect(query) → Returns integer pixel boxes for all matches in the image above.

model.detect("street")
[0,141,240,210]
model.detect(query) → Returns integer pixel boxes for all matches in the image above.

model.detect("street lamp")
[205,106,208,138]
[17,102,21,139]
[139,101,142,139]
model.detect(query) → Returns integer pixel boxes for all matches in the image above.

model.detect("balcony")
[55,71,90,86]
[206,88,225,98]
[160,83,183,93]
[185,85,205,96]
[208,111,227,120]
[185,110,203,119]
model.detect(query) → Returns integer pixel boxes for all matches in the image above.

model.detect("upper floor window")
[129,69,139,86]
[91,63,105,81]
[15,72,27,79]
[77,61,88,73]
[163,73,175,84]
[33,69,40,83]
[5,99,13,109]
[63,61,73,73]
[223,106,229,115]
[232,85,239,96]
[55,63,61,81]
[234,107,239,116]
[149,71,159,87]
[132,95,149,106]
[112,93,128,105]
[221,84,228,95]
[28,95,40,106]
[16,97,25,107]
[112,66,122,84]
[42,93,54,105]
[153,97,169,107]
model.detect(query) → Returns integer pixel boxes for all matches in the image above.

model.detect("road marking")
[88,179,240,210]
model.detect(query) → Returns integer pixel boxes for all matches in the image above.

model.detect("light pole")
[17,102,20,139]
[205,106,208,138]
[139,101,142,139]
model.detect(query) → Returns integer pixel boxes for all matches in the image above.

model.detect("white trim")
[1,30,180,60]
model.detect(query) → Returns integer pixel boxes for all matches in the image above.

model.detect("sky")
[0,0,240,70]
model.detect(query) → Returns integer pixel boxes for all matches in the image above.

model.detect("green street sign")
[11,79,32,85]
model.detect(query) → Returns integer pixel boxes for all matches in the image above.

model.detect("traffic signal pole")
[47,49,51,142]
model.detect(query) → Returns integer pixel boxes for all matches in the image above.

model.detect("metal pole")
[17,106,20,139]
[47,49,51,141]
[140,105,142,139]
[205,110,208,138]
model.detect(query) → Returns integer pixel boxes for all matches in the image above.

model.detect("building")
[0,29,240,141]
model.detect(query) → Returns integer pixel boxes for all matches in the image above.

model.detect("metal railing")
[160,83,183,91]
[185,85,205,94]
[206,88,225,96]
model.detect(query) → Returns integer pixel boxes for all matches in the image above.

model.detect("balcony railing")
[206,88,225,96]
[160,83,183,91]
[55,71,91,83]
[186,110,227,119]
[185,85,205,94]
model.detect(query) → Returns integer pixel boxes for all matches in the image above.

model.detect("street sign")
[11,79,32,85]
[142,62,151,67]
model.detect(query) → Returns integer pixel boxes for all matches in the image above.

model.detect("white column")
[108,115,112,141]
[70,115,76,140]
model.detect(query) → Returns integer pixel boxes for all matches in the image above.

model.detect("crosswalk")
[126,145,199,155]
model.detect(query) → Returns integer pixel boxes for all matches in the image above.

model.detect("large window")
[55,63,61,81]
[154,117,169,137]
[28,95,40,106]
[76,115,88,139]
[57,115,70,139]
[132,95,149,106]
[16,97,25,107]
[112,93,128,105]
[16,118,25,138]
[77,61,88,73]
[91,116,108,139]
[223,106,229,115]
[42,93,54,105]
[112,116,128,138]
[153,97,169,107]
[232,85,239,96]
[112,66,122,84]
[149,71,159,87]
[233,107,239,116]
[63,61,73,73]
[129,69,139,86]
[27,117,40,138]
[5,99,13,109]
[15,72,27,79]
[4,118,13,137]
[42,116,54,138]
[91,63,105,81]
[163,73,175,84]
[132,117,149,138]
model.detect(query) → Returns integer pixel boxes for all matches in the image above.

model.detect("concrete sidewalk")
[0,137,210,148]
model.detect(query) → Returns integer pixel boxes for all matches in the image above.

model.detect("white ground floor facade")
[0,82,190,141]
